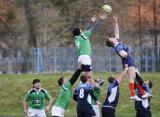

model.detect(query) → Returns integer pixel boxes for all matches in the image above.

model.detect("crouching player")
[102,65,128,117]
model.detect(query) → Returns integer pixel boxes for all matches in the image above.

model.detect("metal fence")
[0,46,160,74]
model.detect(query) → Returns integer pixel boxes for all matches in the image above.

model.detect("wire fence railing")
[0,46,160,73]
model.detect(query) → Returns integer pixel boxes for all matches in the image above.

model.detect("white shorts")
[51,106,65,117]
[78,55,91,65]
[27,108,46,117]
[92,105,100,117]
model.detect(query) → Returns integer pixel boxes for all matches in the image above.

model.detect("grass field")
[0,72,160,117]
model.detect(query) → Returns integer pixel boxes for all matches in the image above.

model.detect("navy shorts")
[77,104,95,117]
[122,56,135,68]
[136,110,151,117]
[102,107,116,117]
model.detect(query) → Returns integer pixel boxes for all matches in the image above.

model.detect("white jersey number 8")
[79,88,84,98]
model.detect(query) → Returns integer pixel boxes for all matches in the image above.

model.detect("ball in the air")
[102,5,112,13]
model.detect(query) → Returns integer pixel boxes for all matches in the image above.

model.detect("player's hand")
[24,109,28,115]
[113,15,118,23]
[91,15,97,22]
[99,13,107,20]
[124,64,129,71]
[96,101,102,106]
[45,106,50,113]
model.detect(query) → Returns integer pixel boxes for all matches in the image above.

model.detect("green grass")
[0,72,160,117]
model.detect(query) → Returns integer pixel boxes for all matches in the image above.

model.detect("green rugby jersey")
[54,81,72,110]
[74,30,92,56]
[24,88,51,109]
[91,86,101,105]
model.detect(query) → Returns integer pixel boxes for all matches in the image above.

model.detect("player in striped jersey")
[102,65,128,117]
[23,79,53,117]
[135,72,153,117]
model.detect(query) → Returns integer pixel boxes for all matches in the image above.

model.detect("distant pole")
[153,0,158,71]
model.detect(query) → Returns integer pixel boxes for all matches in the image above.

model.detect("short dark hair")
[108,76,115,83]
[72,28,81,36]
[32,79,41,84]
[80,74,88,83]
[58,77,64,86]
[148,80,153,88]
[106,38,114,47]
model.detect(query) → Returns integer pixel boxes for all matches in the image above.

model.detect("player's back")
[103,80,120,108]
[74,31,92,56]
[76,82,92,105]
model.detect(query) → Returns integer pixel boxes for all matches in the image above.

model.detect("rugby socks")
[129,83,136,96]
[136,83,145,95]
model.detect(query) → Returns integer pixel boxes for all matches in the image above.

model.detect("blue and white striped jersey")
[103,80,120,108]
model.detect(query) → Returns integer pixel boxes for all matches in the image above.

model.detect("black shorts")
[81,64,92,72]
[102,107,116,117]
[136,110,151,117]
[77,104,95,117]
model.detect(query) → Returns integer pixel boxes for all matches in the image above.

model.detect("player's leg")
[77,105,85,117]
[128,67,142,101]
[27,108,36,117]
[92,105,100,117]
[85,105,96,117]
[51,106,64,117]
[135,72,152,98]
[36,109,46,117]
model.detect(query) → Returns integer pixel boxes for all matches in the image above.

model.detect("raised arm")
[69,69,82,85]
[113,16,119,40]
[85,14,107,33]
[117,65,128,84]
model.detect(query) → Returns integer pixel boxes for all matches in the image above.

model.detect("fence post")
[35,48,43,73]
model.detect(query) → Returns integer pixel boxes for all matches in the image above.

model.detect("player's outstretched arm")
[69,68,82,85]
[113,15,119,40]
[88,72,99,88]
[85,14,105,33]
[117,65,128,84]
[73,90,78,102]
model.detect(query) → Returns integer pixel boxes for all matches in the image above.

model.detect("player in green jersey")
[72,14,107,72]
[51,67,82,117]
[23,79,53,117]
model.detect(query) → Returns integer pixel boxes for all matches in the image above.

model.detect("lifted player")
[72,14,106,72]
[105,16,151,101]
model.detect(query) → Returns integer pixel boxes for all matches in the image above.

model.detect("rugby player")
[102,65,128,117]
[23,79,53,117]
[105,16,151,101]
[51,67,82,117]
[73,74,101,117]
